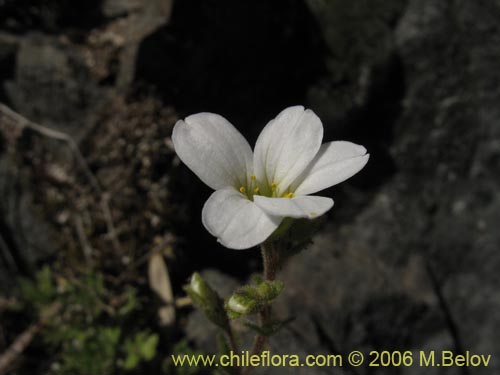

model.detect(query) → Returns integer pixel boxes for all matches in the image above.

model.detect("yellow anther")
[284,192,294,199]
[239,186,246,194]
[251,175,256,180]
[254,187,260,194]
[271,182,277,190]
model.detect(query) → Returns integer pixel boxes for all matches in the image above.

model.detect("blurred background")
[0,0,499,374]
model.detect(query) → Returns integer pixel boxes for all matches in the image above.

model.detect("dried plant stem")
[0,302,61,375]
[243,241,280,375]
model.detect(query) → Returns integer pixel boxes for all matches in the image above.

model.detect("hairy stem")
[243,241,280,375]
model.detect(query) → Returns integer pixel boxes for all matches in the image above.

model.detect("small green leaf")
[37,266,55,299]
[121,331,159,370]
[118,287,138,316]
[123,353,140,370]
[140,333,159,360]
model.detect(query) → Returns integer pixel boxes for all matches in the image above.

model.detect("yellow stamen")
[251,175,256,180]
[254,187,260,194]
[284,192,294,199]
[239,186,246,194]
[271,182,277,190]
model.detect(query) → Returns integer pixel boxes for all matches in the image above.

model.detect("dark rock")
[267,0,500,374]
[305,0,406,125]
[0,0,104,33]
[4,33,112,139]
[0,156,55,293]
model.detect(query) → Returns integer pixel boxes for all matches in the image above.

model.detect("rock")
[0,156,55,293]
[268,0,500,374]
[4,33,112,139]
[305,0,406,126]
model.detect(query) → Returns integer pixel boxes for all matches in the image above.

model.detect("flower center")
[238,175,294,201]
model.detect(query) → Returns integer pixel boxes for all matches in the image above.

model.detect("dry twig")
[0,302,61,375]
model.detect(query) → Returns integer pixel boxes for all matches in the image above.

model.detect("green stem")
[243,241,280,375]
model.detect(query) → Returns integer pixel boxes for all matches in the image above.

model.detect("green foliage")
[62,271,107,319]
[122,331,159,370]
[42,272,121,374]
[118,286,139,316]
[164,339,205,375]
[16,267,158,374]
[54,326,121,375]
[18,265,56,310]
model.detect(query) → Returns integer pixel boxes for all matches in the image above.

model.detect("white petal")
[254,195,333,219]
[292,141,369,196]
[172,113,253,190]
[202,188,281,250]
[253,106,323,195]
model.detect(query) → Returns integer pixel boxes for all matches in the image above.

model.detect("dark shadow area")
[0,0,105,34]
[331,53,404,192]
[136,0,328,143]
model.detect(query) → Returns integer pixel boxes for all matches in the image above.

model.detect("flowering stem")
[261,241,279,281]
[243,241,280,375]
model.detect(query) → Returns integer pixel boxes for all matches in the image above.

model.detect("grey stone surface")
[268,0,500,373]
[4,33,110,139]
[0,156,55,293]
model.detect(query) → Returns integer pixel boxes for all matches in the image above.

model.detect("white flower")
[172,106,369,250]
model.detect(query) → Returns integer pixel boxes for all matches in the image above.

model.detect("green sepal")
[279,218,323,260]
[184,273,228,330]
[243,316,295,337]
[225,280,284,319]
[269,217,295,240]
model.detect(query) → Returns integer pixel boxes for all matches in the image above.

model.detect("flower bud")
[190,273,203,295]
[184,272,228,329]
[228,295,252,314]
[225,279,284,319]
